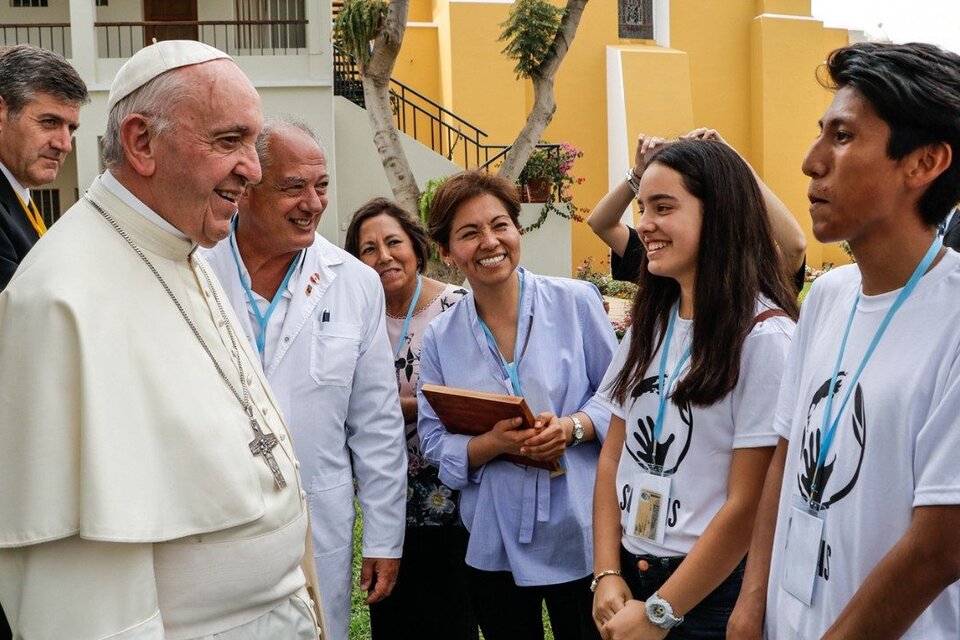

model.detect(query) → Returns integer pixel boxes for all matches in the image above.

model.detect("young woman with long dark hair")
[591,139,799,640]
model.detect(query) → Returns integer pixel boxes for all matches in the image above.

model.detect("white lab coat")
[205,234,407,640]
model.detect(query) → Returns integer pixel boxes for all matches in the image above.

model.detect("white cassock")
[0,175,325,640]
[204,232,407,640]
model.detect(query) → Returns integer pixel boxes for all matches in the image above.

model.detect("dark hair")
[0,44,89,116]
[345,197,431,272]
[820,42,960,226]
[609,139,799,407]
[427,170,521,249]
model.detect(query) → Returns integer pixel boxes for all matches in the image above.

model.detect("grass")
[349,503,555,639]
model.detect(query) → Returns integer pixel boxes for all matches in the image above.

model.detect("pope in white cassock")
[203,118,407,640]
[0,42,326,639]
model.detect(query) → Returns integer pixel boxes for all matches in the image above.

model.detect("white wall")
[333,97,572,277]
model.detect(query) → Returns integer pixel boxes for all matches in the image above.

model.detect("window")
[96,0,108,5]
[33,189,61,228]
[619,0,654,40]
[10,0,49,7]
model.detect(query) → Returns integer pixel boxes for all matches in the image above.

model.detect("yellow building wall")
[392,0,852,274]
[751,14,849,269]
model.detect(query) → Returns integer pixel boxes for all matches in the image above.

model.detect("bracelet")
[625,169,641,195]
[589,569,622,593]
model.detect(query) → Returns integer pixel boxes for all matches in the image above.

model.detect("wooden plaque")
[421,384,562,473]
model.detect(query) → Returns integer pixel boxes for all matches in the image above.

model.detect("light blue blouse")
[417,268,617,586]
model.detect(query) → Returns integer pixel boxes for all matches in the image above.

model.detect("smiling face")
[150,60,263,247]
[636,162,703,291]
[0,91,80,188]
[440,193,521,293]
[802,85,906,246]
[237,126,329,259]
[356,212,420,300]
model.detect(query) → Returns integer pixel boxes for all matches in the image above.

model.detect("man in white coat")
[205,118,407,640]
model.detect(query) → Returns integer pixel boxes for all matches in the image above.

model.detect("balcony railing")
[0,23,71,57]
[94,19,308,58]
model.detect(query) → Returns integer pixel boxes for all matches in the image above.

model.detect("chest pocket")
[310,320,362,387]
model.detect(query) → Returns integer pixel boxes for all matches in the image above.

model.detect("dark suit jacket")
[0,169,40,292]
[944,208,960,251]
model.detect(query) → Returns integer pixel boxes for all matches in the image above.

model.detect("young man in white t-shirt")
[728,42,960,640]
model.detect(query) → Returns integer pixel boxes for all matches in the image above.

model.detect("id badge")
[781,502,824,606]
[628,472,671,545]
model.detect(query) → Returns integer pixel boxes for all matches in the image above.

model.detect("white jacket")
[205,233,406,640]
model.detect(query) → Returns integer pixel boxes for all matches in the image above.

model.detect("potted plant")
[516,142,586,232]
[518,142,580,203]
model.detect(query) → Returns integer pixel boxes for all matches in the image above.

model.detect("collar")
[0,161,30,204]
[228,228,306,303]
[87,176,195,261]
[101,170,190,241]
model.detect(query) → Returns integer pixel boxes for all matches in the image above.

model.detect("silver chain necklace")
[87,197,287,489]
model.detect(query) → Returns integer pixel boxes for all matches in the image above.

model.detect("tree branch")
[498,0,588,183]
[362,0,421,214]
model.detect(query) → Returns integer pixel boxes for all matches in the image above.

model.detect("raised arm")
[587,135,665,258]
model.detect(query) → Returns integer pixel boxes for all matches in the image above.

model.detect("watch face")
[650,604,666,620]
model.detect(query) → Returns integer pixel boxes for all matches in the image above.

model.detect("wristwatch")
[645,592,683,629]
[625,168,642,195]
[569,414,585,447]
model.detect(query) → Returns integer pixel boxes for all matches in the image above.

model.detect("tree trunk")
[361,0,420,215]
[498,0,589,183]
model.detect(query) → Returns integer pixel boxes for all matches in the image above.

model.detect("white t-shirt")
[766,251,960,640]
[596,299,793,556]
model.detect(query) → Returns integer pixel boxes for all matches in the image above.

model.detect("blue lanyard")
[811,236,942,501]
[653,304,692,442]
[395,273,423,359]
[477,270,526,396]
[228,227,302,358]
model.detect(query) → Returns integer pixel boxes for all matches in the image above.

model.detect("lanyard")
[228,227,302,358]
[395,273,423,359]
[810,236,942,502]
[15,192,46,237]
[653,304,692,443]
[478,269,526,396]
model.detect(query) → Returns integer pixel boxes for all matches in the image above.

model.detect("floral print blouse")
[386,282,467,527]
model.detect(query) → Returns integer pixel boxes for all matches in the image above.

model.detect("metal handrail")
[335,44,554,171]
[0,22,71,57]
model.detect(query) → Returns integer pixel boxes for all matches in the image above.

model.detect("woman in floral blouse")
[346,198,475,639]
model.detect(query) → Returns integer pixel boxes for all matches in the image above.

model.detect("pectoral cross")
[248,418,287,489]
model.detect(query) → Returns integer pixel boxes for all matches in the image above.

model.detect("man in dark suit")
[0,43,87,640]
[0,44,88,292]
[943,206,960,250]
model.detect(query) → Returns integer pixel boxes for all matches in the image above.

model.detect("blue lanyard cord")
[478,270,526,396]
[394,273,423,359]
[811,236,943,500]
[228,230,302,357]
[653,304,692,443]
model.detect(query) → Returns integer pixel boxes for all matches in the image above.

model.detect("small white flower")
[422,484,455,517]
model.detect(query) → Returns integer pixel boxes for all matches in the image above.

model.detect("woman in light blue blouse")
[417,170,617,640]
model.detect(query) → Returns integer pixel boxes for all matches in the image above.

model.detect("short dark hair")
[0,44,89,116]
[427,170,521,249]
[345,197,431,272]
[608,139,799,407]
[821,42,960,226]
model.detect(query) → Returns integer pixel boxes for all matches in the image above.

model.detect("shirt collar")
[100,170,190,241]
[0,161,30,204]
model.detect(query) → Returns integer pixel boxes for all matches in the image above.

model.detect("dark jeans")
[620,545,744,640]
[369,525,478,640]
[465,568,601,640]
